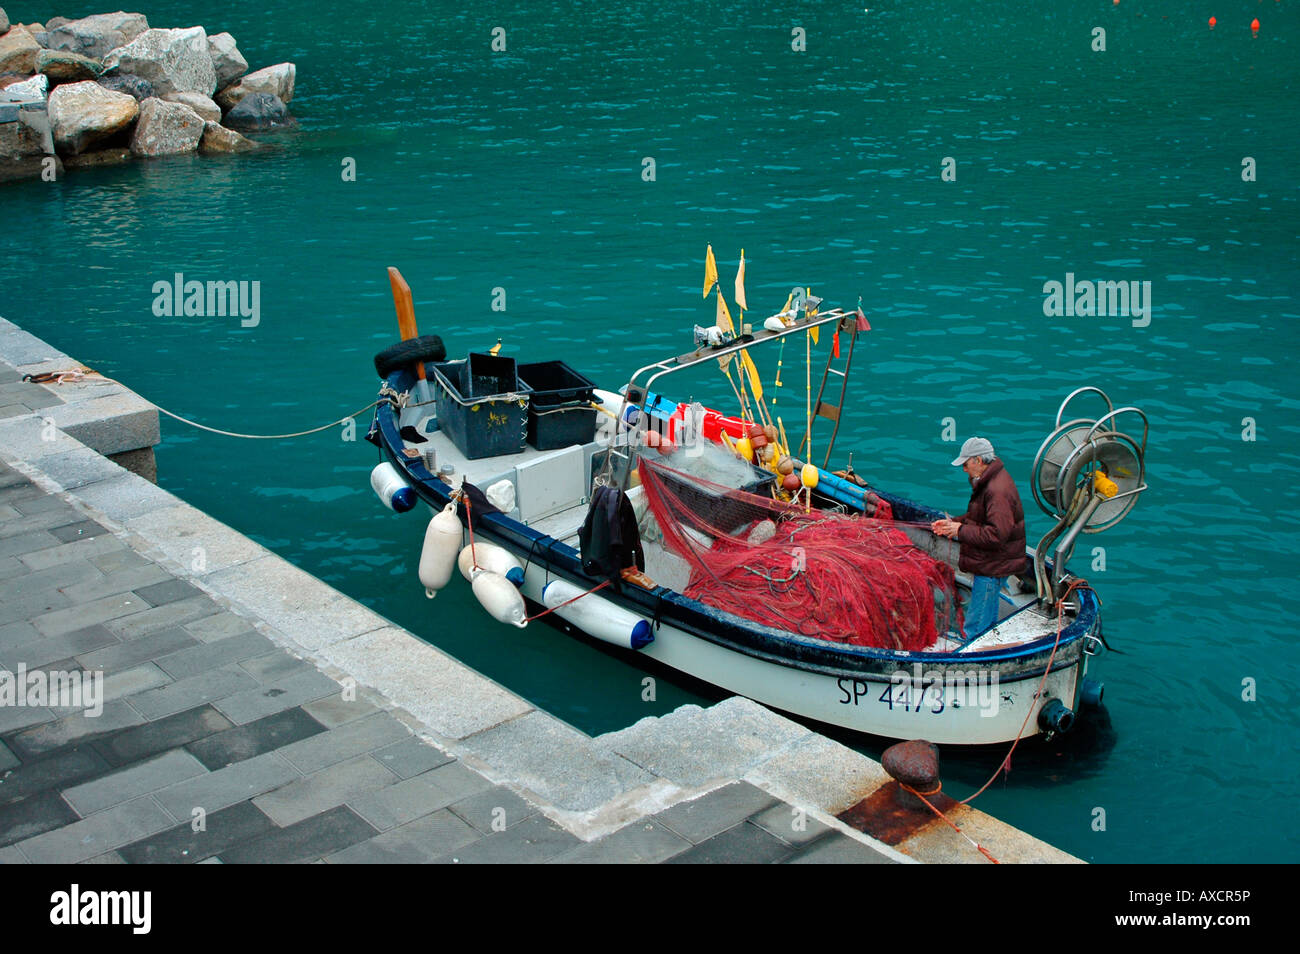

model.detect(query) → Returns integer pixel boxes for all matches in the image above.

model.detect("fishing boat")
[364,264,1148,746]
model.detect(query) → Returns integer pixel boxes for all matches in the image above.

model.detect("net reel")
[1031,387,1149,605]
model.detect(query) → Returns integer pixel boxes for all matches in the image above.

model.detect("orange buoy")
[1251,18,1260,32]
[1209,16,1216,29]
[643,429,676,455]
[782,473,802,492]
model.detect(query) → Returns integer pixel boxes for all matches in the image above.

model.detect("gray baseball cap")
[952,437,994,466]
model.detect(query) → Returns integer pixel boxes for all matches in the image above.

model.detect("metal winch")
[1030,387,1149,608]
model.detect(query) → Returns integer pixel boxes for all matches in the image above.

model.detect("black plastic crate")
[431,357,530,460]
[518,360,597,450]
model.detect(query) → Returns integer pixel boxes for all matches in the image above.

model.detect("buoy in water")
[1251,17,1260,33]
[458,540,524,585]
[418,502,462,598]
[472,570,528,627]
[1208,16,1216,29]
[371,462,416,513]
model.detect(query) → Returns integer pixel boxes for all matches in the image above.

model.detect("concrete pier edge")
[0,317,1081,863]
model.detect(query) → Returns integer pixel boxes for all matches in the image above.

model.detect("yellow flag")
[780,290,793,316]
[734,249,748,312]
[740,349,763,403]
[703,245,718,299]
[809,325,819,346]
[716,288,735,335]
[716,290,735,370]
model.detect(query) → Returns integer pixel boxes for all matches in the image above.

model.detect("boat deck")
[402,406,1064,654]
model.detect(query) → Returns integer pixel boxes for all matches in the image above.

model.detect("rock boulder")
[1,73,47,101]
[207,32,246,90]
[130,96,204,155]
[64,146,132,168]
[36,49,105,83]
[215,62,294,110]
[199,120,260,153]
[48,79,139,154]
[103,27,215,97]
[0,25,41,75]
[46,12,148,60]
[0,115,46,157]
[162,90,220,122]
[222,91,292,130]
[0,10,8,35]
[98,73,153,101]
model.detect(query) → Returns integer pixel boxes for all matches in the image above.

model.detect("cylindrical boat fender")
[1037,698,1076,734]
[370,462,416,513]
[1078,677,1104,709]
[541,579,654,650]
[418,502,462,598]
[457,541,525,585]
[472,570,528,627]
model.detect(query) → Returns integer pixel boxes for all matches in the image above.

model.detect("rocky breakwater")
[1,9,297,183]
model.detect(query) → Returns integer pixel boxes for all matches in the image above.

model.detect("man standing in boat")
[930,437,1028,639]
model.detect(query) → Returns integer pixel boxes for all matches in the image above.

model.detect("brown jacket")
[955,459,1028,578]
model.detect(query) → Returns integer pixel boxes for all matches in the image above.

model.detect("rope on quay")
[23,367,387,441]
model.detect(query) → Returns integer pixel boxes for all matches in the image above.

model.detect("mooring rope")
[958,578,1095,806]
[23,367,389,440]
[899,782,1001,864]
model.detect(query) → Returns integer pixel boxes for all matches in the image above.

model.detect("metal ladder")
[798,310,860,467]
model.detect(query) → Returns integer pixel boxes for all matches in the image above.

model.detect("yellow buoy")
[735,436,754,461]
[801,463,819,489]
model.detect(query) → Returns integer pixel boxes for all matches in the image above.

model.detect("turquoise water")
[3,0,1297,863]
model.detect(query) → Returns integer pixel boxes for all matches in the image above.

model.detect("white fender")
[472,570,528,628]
[418,502,462,598]
[541,579,654,649]
[371,462,416,513]
[458,541,525,585]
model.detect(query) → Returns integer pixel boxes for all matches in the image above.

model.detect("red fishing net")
[639,459,960,651]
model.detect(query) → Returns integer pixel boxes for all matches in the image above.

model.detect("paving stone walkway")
[0,458,892,864]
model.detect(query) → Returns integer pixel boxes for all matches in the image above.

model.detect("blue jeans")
[964,575,1006,640]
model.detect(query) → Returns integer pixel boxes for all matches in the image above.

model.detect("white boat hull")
[515,564,1083,746]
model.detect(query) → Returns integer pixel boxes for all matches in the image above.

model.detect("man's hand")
[930,518,961,539]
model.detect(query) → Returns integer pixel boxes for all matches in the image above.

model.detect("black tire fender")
[373,335,447,378]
